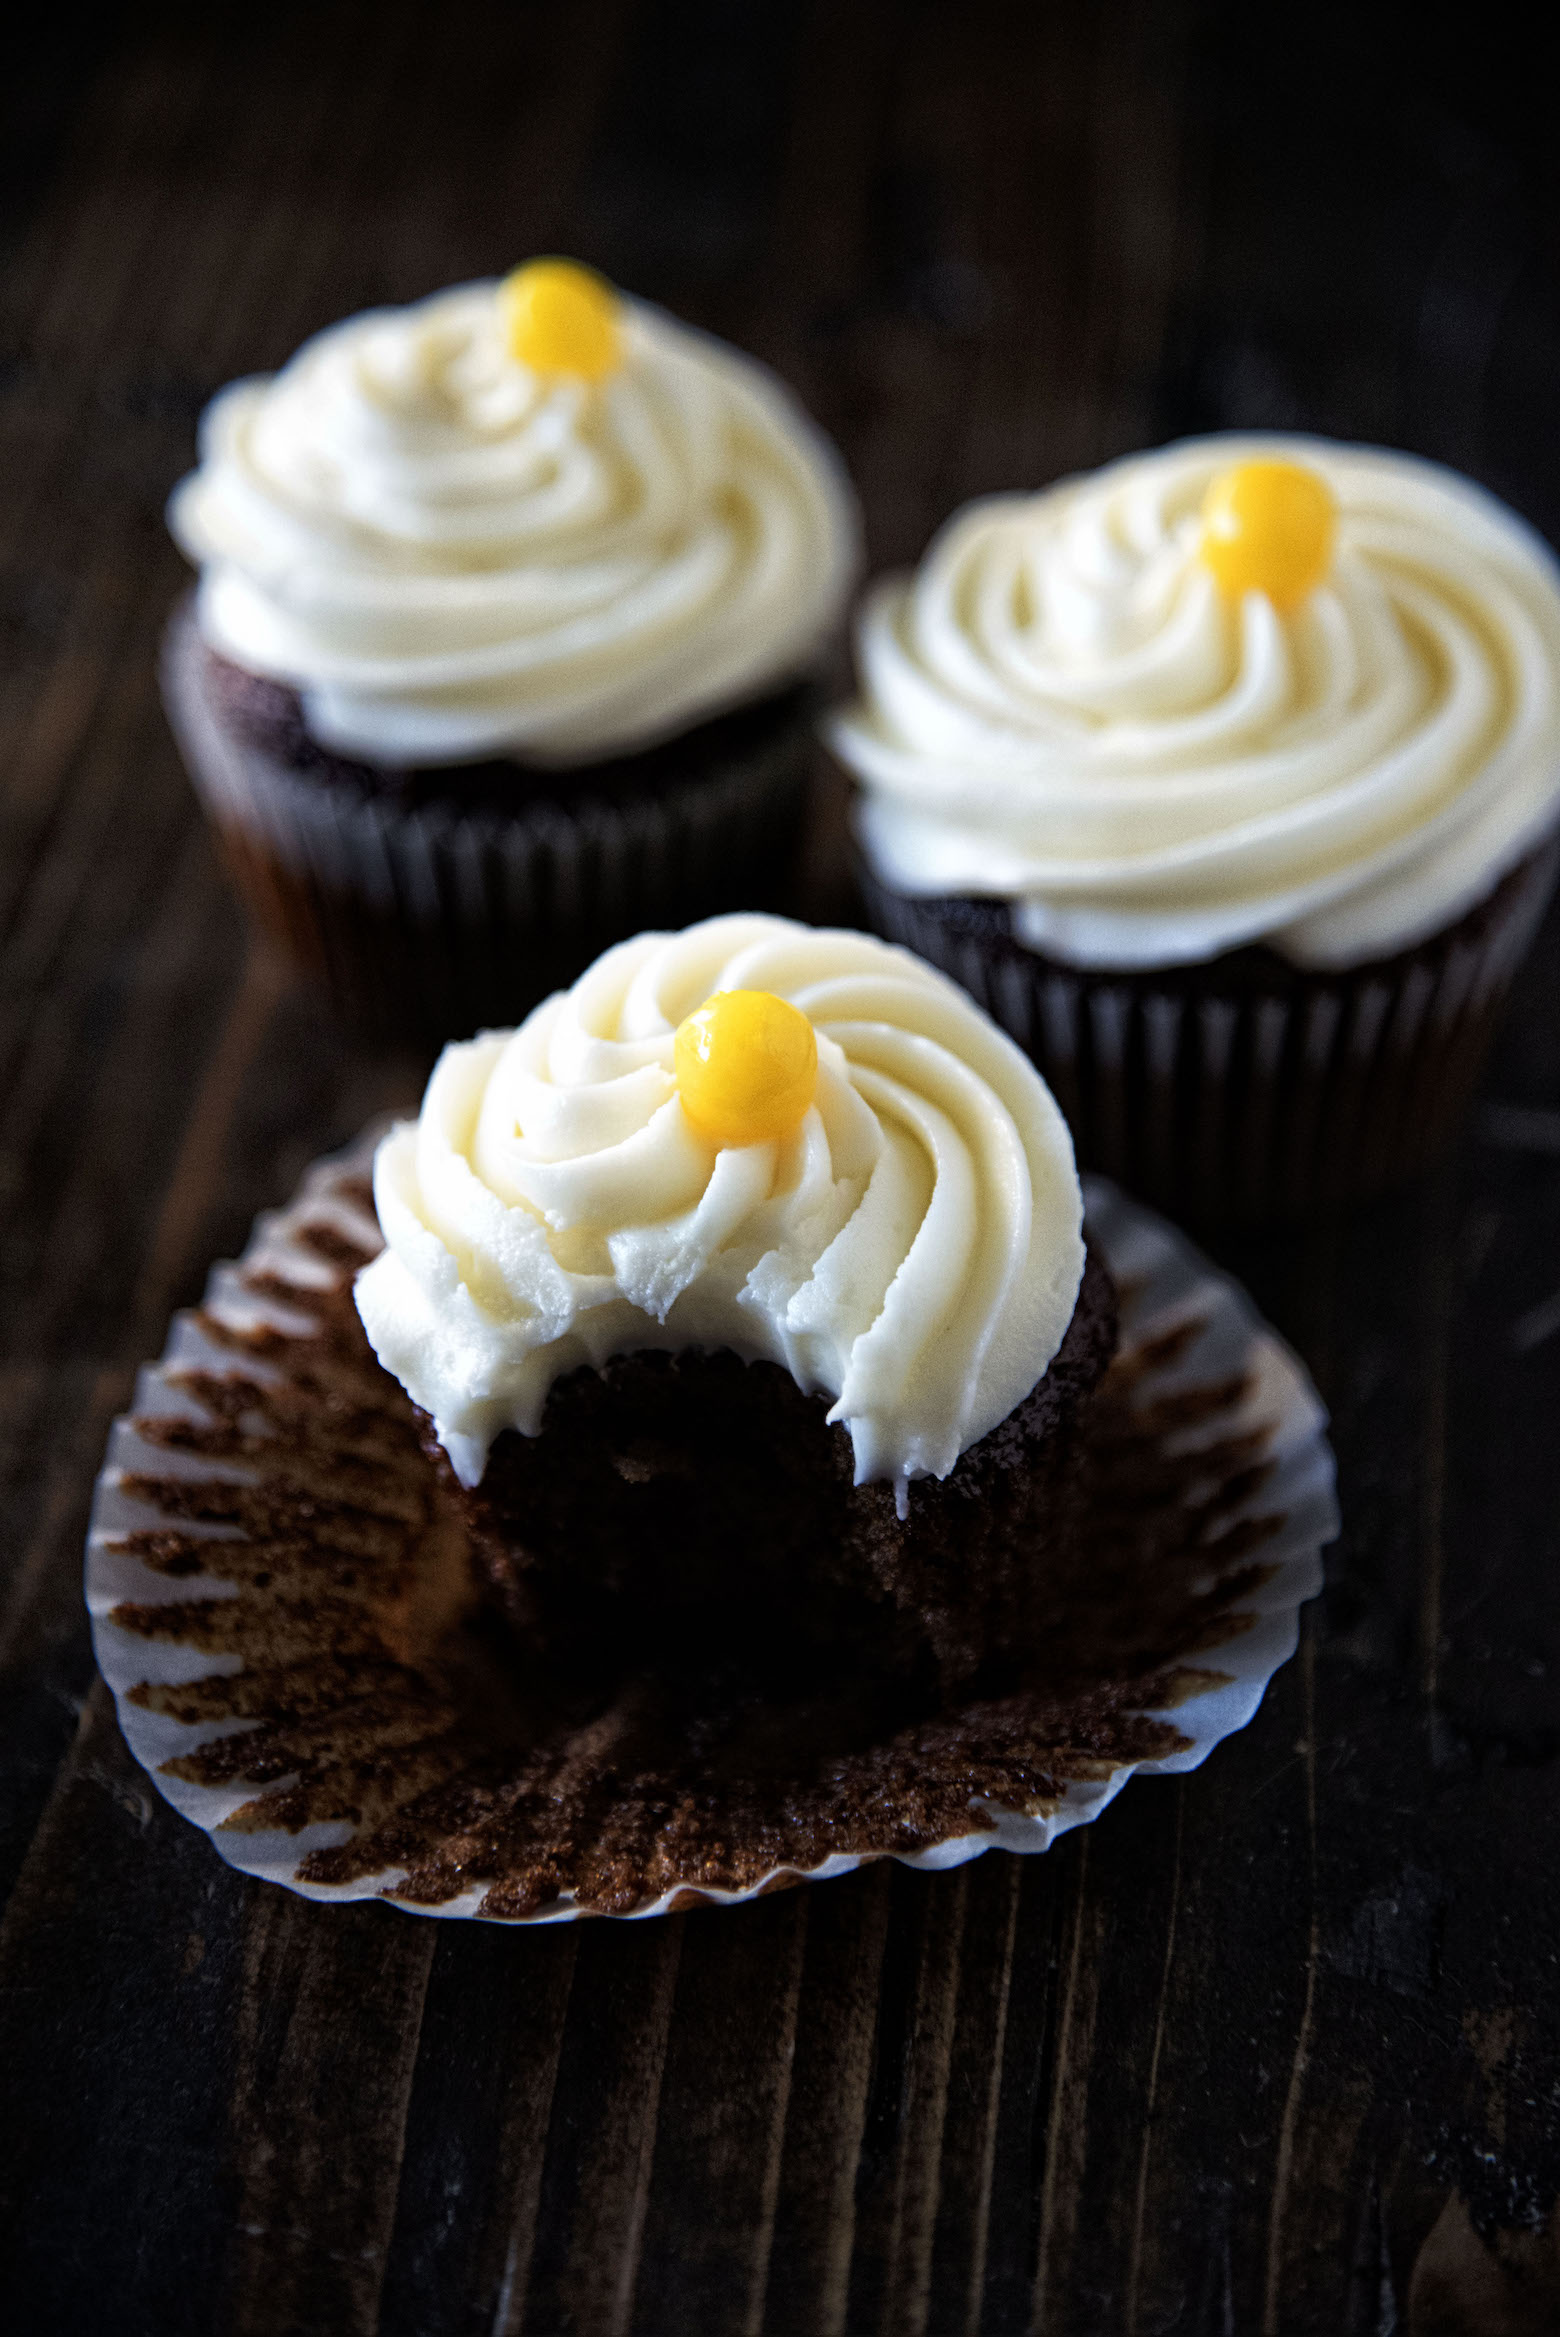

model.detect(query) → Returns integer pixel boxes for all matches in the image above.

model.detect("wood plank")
[380,1924,579,2337]
[630,1891,809,2335]
[520,1916,684,2336]
[763,1862,893,2334]
[220,1892,436,2336]
[0,1362,124,1915]
[924,1854,1025,2335]
[842,1862,976,2334]
[0,1682,254,2333]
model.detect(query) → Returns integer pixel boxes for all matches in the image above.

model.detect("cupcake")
[92,1112,1336,1921]
[830,436,1560,1222]
[165,262,860,1040]
[353,912,1115,1698]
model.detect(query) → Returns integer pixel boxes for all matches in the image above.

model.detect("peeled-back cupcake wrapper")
[161,610,814,1040]
[858,841,1560,1225]
[85,1135,1338,1924]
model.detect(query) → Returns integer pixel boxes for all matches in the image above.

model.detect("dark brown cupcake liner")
[162,604,817,1043]
[86,1136,1336,1925]
[856,838,1560,1225]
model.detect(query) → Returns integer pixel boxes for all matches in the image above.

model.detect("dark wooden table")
[3,5,1559,2330]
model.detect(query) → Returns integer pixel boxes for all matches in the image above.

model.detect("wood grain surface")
[2,3,1559,2330]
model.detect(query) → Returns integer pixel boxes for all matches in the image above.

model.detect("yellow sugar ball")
[1199,458,1337,610]
[499,258,621,382]
[674,989,819,1149]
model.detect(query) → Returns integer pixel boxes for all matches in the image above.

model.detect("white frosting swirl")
[354,914,1085,1496]
[832,436,1560,968]
[169,282,859,767]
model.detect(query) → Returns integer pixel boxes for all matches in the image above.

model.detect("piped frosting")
[169,277,859,768]
[353,914,1085,1496]
[832,435,1560,969]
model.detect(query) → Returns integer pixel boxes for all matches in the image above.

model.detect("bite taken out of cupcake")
[353,913,1116,1700]
[830,437,1560,1222]
[165,262,860,1040]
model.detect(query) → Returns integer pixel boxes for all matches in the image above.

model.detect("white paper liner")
[86,1139,1338,1924]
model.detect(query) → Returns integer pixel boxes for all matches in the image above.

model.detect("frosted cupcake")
[831,437,1560,1221]
[354,913,1115,1696]
[165,262,860,1039]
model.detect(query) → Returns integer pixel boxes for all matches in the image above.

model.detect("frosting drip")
[354,914,1085,1493]
[831,436,1560,968]
[169,282,858,766]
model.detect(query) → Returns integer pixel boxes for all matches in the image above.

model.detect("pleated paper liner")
[857,838,1560,1227]
[161,602,816,1045]
[86,1138,1337,1925]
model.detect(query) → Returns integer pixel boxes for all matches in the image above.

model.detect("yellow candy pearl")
[499,258,621,381]
[1199,458,1337,610]
[674,990,818,1149]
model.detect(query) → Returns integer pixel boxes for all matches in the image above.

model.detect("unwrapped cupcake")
[354,912,1116,1697]
[831,437,1560,1220]
[165,263,859,1039]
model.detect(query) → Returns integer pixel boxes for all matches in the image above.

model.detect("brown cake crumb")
[435,1247,1118,1699]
